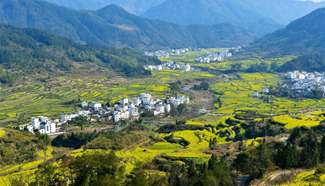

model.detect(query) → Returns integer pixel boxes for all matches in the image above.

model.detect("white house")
[154,104,165,116]
[140,93,152,105]
[28,116,56,134]
[120,98,129,106]
[32,117,41,129]
[90,102,102,111]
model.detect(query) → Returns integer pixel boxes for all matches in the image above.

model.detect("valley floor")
[0,49,325,186]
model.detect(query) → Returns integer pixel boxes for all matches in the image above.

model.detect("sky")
[306,0,325,2]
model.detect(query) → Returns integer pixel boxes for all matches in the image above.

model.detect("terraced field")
[188,73,325,129]
[1,49,325,185]
[0,70,215,126]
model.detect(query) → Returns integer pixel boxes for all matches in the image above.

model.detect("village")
[145,61,192,72]
[20,93,190,135]
[278,71,325,98]
[144,48,191,58]
[195,50,233,63]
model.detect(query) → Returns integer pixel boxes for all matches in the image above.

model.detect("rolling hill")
[247,7,325,57]
[0,0,255,49]
[0,24,159,84]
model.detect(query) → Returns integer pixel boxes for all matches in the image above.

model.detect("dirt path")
[250,169,303,186]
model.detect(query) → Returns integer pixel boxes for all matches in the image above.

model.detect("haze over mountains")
[0,0,255,49]
[43,0,164,14]
[248,7,325,56]
[143,0,325,35]
[43,0,325,37]
[143,0,281,36]
[1,0,324,51]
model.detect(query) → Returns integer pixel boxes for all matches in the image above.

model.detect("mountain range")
[43,0,164,14]
[247,7,325,57]
[0,0,255,49]
[143,0,325,35]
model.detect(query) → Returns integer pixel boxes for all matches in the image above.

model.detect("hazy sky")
[305,0,325,2]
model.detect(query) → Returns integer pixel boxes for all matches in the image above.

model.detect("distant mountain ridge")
[43,0,164,14]
[143,0,325,35]
[241,0,325,25]
[247,7,325,57]
[0,0,256,49]
[142,0,282,36]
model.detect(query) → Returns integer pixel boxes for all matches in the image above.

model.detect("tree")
[37,134,51,162]
[70,116,89,130]
[31,163,75,186]
[209,138,218,150]
[169,81,182,95]
[71,153,125,186]
[248,143,273,178]
[288,127,304,145]
[230,63,242,72]
[126,168,149,186]
[194,81,209,90]
[177,104,188,115]
[201,155,236,186]
[320,136,325,162]
[188,160,197,178]
[232,152,251,174]
[127,167,169,186]
[274,144,300,169]
[301,132,320,168]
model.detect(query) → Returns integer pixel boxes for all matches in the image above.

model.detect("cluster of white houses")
[280,71,325,98]
[195,50,233,63]
[145,61,191,72]
[22,93,190,135]
[145,48,191,58]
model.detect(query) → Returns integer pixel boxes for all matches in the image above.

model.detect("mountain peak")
[98,4,126,12]
[96,3,134,17]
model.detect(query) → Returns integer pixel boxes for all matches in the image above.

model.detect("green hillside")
[0,24,158,84]
[248,8,325,57]
[0,0,255,49]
